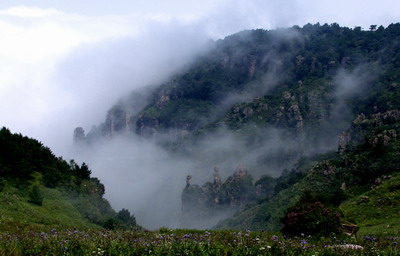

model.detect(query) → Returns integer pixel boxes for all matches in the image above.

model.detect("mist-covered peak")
[71,23,400,229]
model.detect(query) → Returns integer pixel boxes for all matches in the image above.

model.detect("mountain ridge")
[73,22,400,231]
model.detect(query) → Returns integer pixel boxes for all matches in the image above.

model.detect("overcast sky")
[0,0,399,155]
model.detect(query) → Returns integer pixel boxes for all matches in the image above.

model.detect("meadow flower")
[334,244,363,250]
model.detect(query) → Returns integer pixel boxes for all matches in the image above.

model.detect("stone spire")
[213,166,222,186]
[186,175,192,188]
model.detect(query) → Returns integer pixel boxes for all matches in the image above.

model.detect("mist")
[47,23,211,154]
[1,0,399,229]
[68,60,377,229]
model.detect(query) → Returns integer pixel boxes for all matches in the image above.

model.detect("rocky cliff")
[181,165,277,228]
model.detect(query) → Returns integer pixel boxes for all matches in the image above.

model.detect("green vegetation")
[217,107,400,233]
[0,127,138,231]
[94,22,400,138]
[341,173,400,237]
[281,190,342,237]
[0,229,398,255]
[0,185,98,231]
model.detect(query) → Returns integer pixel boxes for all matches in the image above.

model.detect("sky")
[0,0,399,229]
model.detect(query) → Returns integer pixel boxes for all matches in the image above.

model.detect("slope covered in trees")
[0,127,138,231]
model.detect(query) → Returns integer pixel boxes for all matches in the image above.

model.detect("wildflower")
[334,244,363,250]
[272,235,278,241]
[394,242,398,246]
[260,247,265,250]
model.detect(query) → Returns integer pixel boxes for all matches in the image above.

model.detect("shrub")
[28,185,44,206]
[281,191,342,237]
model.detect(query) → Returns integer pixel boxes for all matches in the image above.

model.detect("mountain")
[0,127,138,231]
[215,108,400,235]
[75,23,400,231]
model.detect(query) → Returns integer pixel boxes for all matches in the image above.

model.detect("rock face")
[181,165,276,228]
[73,127,86,144]
[338,109,400,153]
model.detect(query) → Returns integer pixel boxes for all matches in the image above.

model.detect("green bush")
[28,185,44,206]
[281,196,342,237]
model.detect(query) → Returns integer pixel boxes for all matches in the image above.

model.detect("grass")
[341,173,400,237]
[0,185,99,232]
[0,229,399,255]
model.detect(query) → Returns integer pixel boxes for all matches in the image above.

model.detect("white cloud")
[0,6,138,143]
[0,6,62,18]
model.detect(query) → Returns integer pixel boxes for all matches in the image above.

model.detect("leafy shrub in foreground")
[281,191,342,237]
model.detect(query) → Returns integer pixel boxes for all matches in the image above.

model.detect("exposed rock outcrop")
[73,127,86,144]
[181,165,276,228]
[338,109,400,152]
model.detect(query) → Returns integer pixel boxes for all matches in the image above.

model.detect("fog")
[67,61,377,229]
[0,1,398,229]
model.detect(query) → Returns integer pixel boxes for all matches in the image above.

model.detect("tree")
[71,161,91,180]
[117,208,137,227]
[369,25,377,31]
[78,162,91,180]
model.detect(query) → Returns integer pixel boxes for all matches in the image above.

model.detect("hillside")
[216,108,400,233]
[0,127,138,231]
[74,23,400,231]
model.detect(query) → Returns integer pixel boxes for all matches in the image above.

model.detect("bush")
[28,185,44,206]
[103,218,118,230]
[281,191,342,237]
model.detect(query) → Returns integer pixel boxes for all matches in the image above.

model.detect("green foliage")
[0,229,398,255]
[281,190,342,237]
[254,175,276,199]
[0,127,137,230]
[219,102,400,231]
[111,23,400,145]
[0,186,99,231]
[0,127,92,188]
[115,208,137,229]
[28,185,44,206]
[341,173,400,236]
[274,169,305,195]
